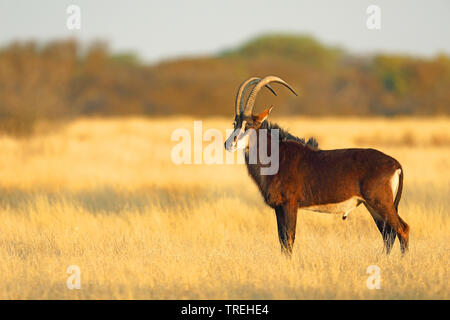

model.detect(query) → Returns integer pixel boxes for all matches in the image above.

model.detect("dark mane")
[260,121,319,149]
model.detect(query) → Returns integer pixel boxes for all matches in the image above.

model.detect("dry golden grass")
[0,116,448,299]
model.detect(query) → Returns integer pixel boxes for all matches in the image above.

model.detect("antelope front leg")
[275,202,298,256]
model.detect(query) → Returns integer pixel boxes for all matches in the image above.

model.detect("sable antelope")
[224,75,409,256]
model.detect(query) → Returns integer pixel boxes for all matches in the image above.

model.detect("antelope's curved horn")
[235,77,277,115]
[243,76,297,116]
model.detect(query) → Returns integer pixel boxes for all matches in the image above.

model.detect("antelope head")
[224,76,297,152]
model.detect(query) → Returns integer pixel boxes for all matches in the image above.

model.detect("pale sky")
[1,0,449,63]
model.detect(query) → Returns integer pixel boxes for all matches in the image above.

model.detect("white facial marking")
[241,120,247,131]
[225,121,241,151]
[235,120,250,150]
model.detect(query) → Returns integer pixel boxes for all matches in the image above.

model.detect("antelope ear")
[257,106,274,123]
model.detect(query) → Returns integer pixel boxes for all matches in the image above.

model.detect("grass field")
[0,116,448,299]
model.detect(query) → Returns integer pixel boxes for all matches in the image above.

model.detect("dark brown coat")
[244,120,409,255]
